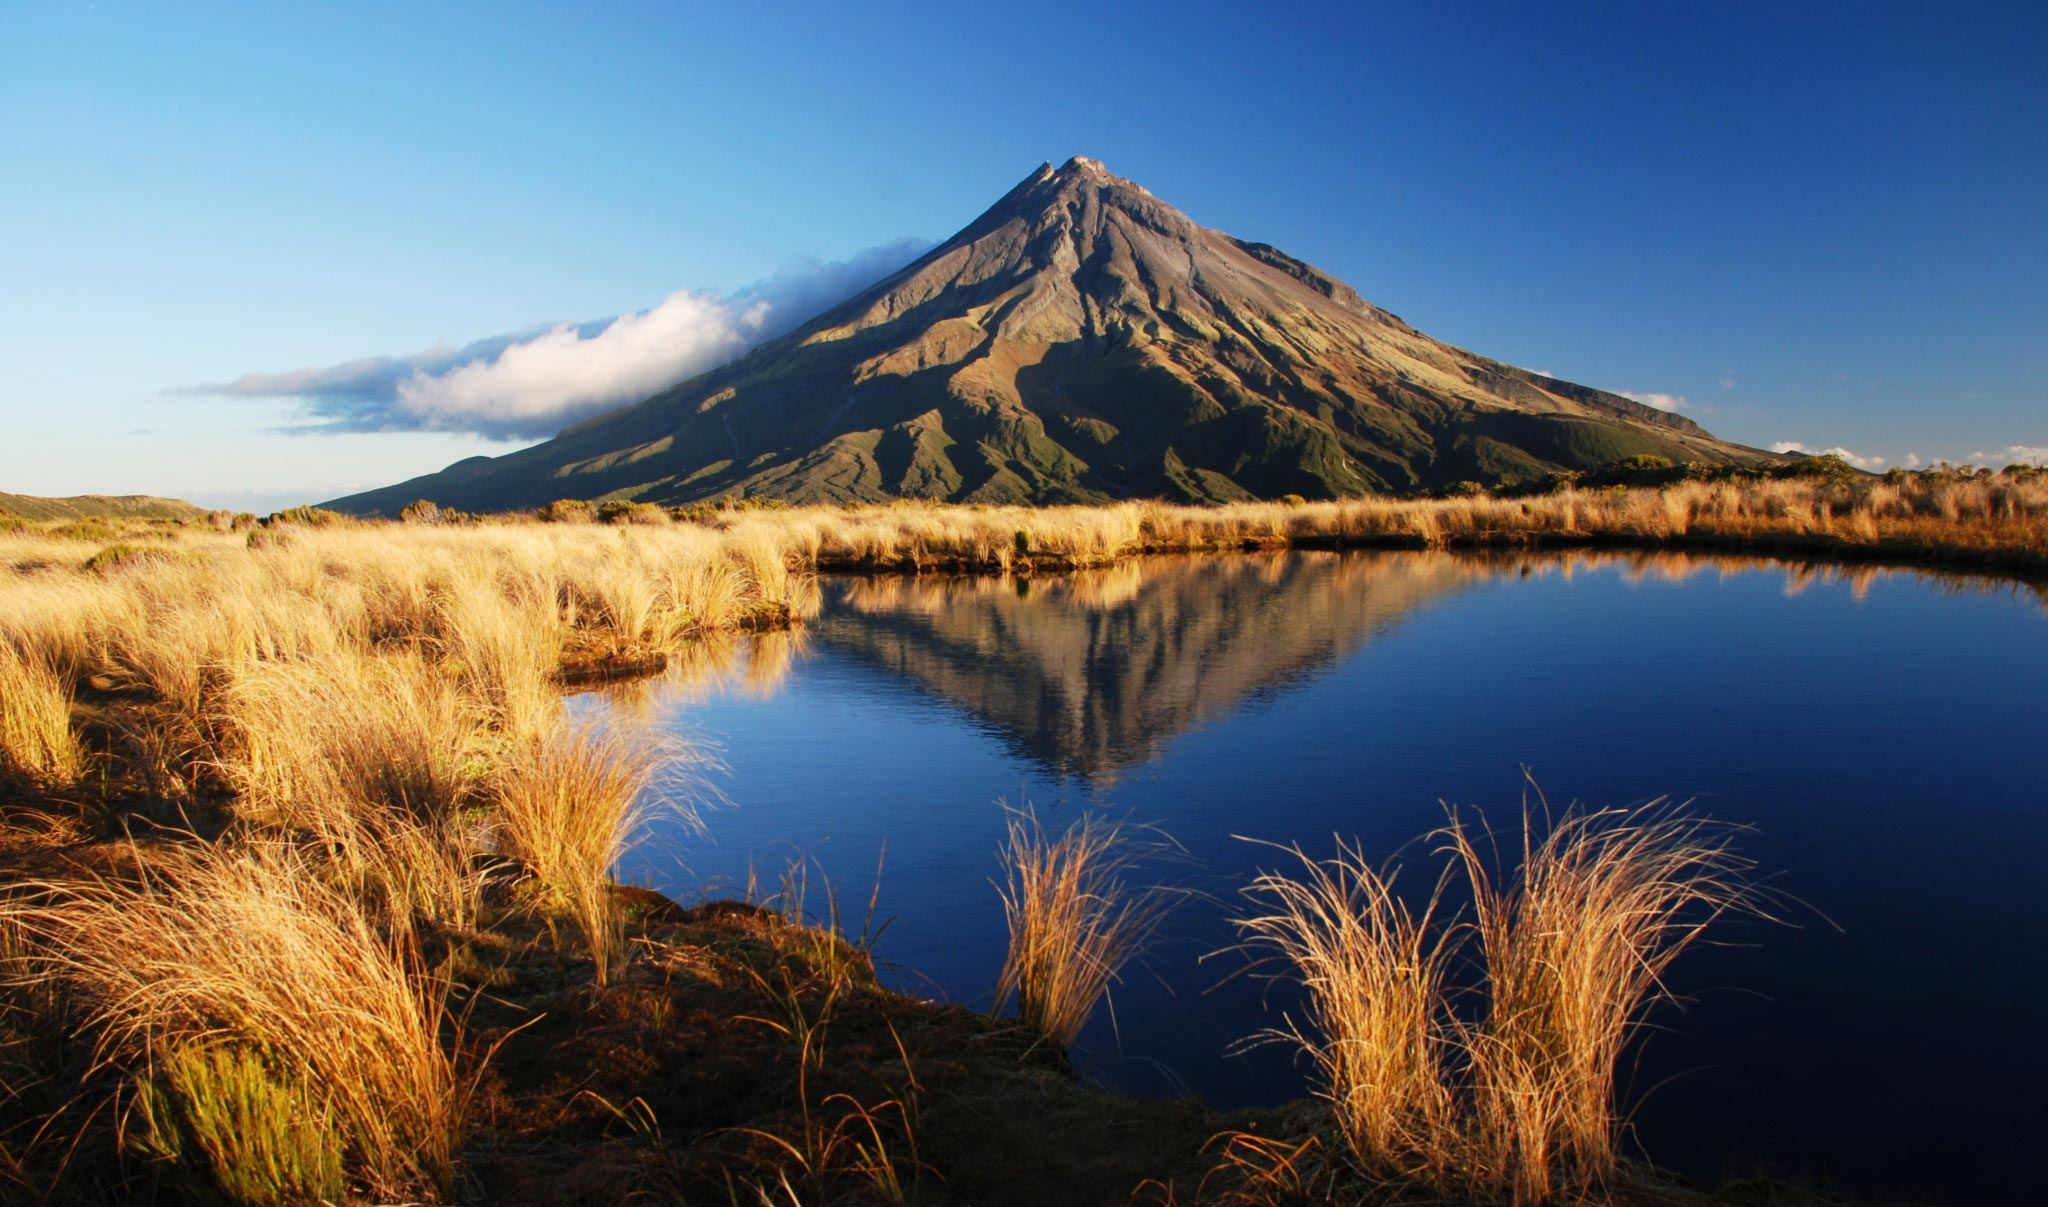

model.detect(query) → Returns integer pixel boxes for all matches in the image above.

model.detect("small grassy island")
[4,459,2036,1205]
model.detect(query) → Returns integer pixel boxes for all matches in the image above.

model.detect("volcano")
[328,157,1768,514]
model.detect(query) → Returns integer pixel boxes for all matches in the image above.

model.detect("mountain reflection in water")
[594,548,2048,1207]
[596,549,2041,784]
[814,552,1488,778]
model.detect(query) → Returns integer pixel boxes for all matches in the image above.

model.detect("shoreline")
[0,484,2024,1203]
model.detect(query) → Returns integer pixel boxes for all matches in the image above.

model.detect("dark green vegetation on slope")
[327,158,1771,517]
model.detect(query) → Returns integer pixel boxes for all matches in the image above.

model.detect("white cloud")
[1618,390,1690,413]
[1968,445,2048,467]
[181,239,930,439]
[1770,441,1886,469]
[390,290,762,434]
[1902,452,1923,469]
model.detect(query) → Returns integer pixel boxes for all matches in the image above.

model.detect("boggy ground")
[439,885,1896,1207]
[0,805,1919,1207]
[454,890,1262,1207]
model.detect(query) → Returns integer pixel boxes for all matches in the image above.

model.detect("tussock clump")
[0,643,84,792]
[1,841,467,1200]
[221,653,491,930]
[223,651,483,827]
[1234,797,1768,1203]
[1444,801,1764,1202]
[994,806,1179,1050]
[1234,837,1456,1180]
[492,722,702,985]
[437,575,563,741]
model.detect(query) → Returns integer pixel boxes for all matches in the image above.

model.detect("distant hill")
[0,491,205,522]
[328,157,1774,516]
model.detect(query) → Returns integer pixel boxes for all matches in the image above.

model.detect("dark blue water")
[604,550,2048,1205]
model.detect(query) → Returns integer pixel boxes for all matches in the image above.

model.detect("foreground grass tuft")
[1235,799,1767,1204]
[3,841,466,1200]
[1234,836,1457,1183]
[0,642,84,792]
[1445,800,1765,1203]
[994,806,1179,1051]
[493,721,697,985]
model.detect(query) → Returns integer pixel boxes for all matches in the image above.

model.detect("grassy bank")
[0,479,1997,1203]
[771,466,2048,579]
[0,813,1884,1206]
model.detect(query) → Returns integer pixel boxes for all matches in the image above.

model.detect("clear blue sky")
[3,1,2043,509]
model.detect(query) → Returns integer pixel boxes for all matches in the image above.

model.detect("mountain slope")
[329,157,1769,515]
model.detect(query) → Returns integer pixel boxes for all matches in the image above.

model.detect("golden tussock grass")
[0,521,815,805]
[1233,837,1457,1182]
[993,806,1180,1051]
[1,840,466,1200]
[491,720,699,986]
[1234,799,1766,1204]
[0,643,84,793]
[220,651,493,932]
[0,521,762,1194]
[1444,801,1763,1203]
[710,468,2048,574]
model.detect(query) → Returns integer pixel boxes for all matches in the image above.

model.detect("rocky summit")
[328,157,1770,514]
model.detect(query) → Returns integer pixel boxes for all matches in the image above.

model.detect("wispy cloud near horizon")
[1969,444,2048,467]
[179,239,929,440]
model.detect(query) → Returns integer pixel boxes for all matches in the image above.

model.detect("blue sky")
[2,2,2042,509]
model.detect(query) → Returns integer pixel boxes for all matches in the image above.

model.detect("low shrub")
[536,498,596,523]
[82,543,181,574]
[262,505,343,528]
[131,1043,346,1207]
[50,518,117,542]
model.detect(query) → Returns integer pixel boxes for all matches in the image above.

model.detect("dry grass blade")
[0,840,467,1199]
[1232,836,1458,1180]
[993,804,1180,1051]
[492,720,705,985]
[1439,796,1768,1202]
[0,642,84,792]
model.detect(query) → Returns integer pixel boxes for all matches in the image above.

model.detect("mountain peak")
[326,160,1769,516]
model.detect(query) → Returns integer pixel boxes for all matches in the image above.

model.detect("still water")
[601,550,2048,1204]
